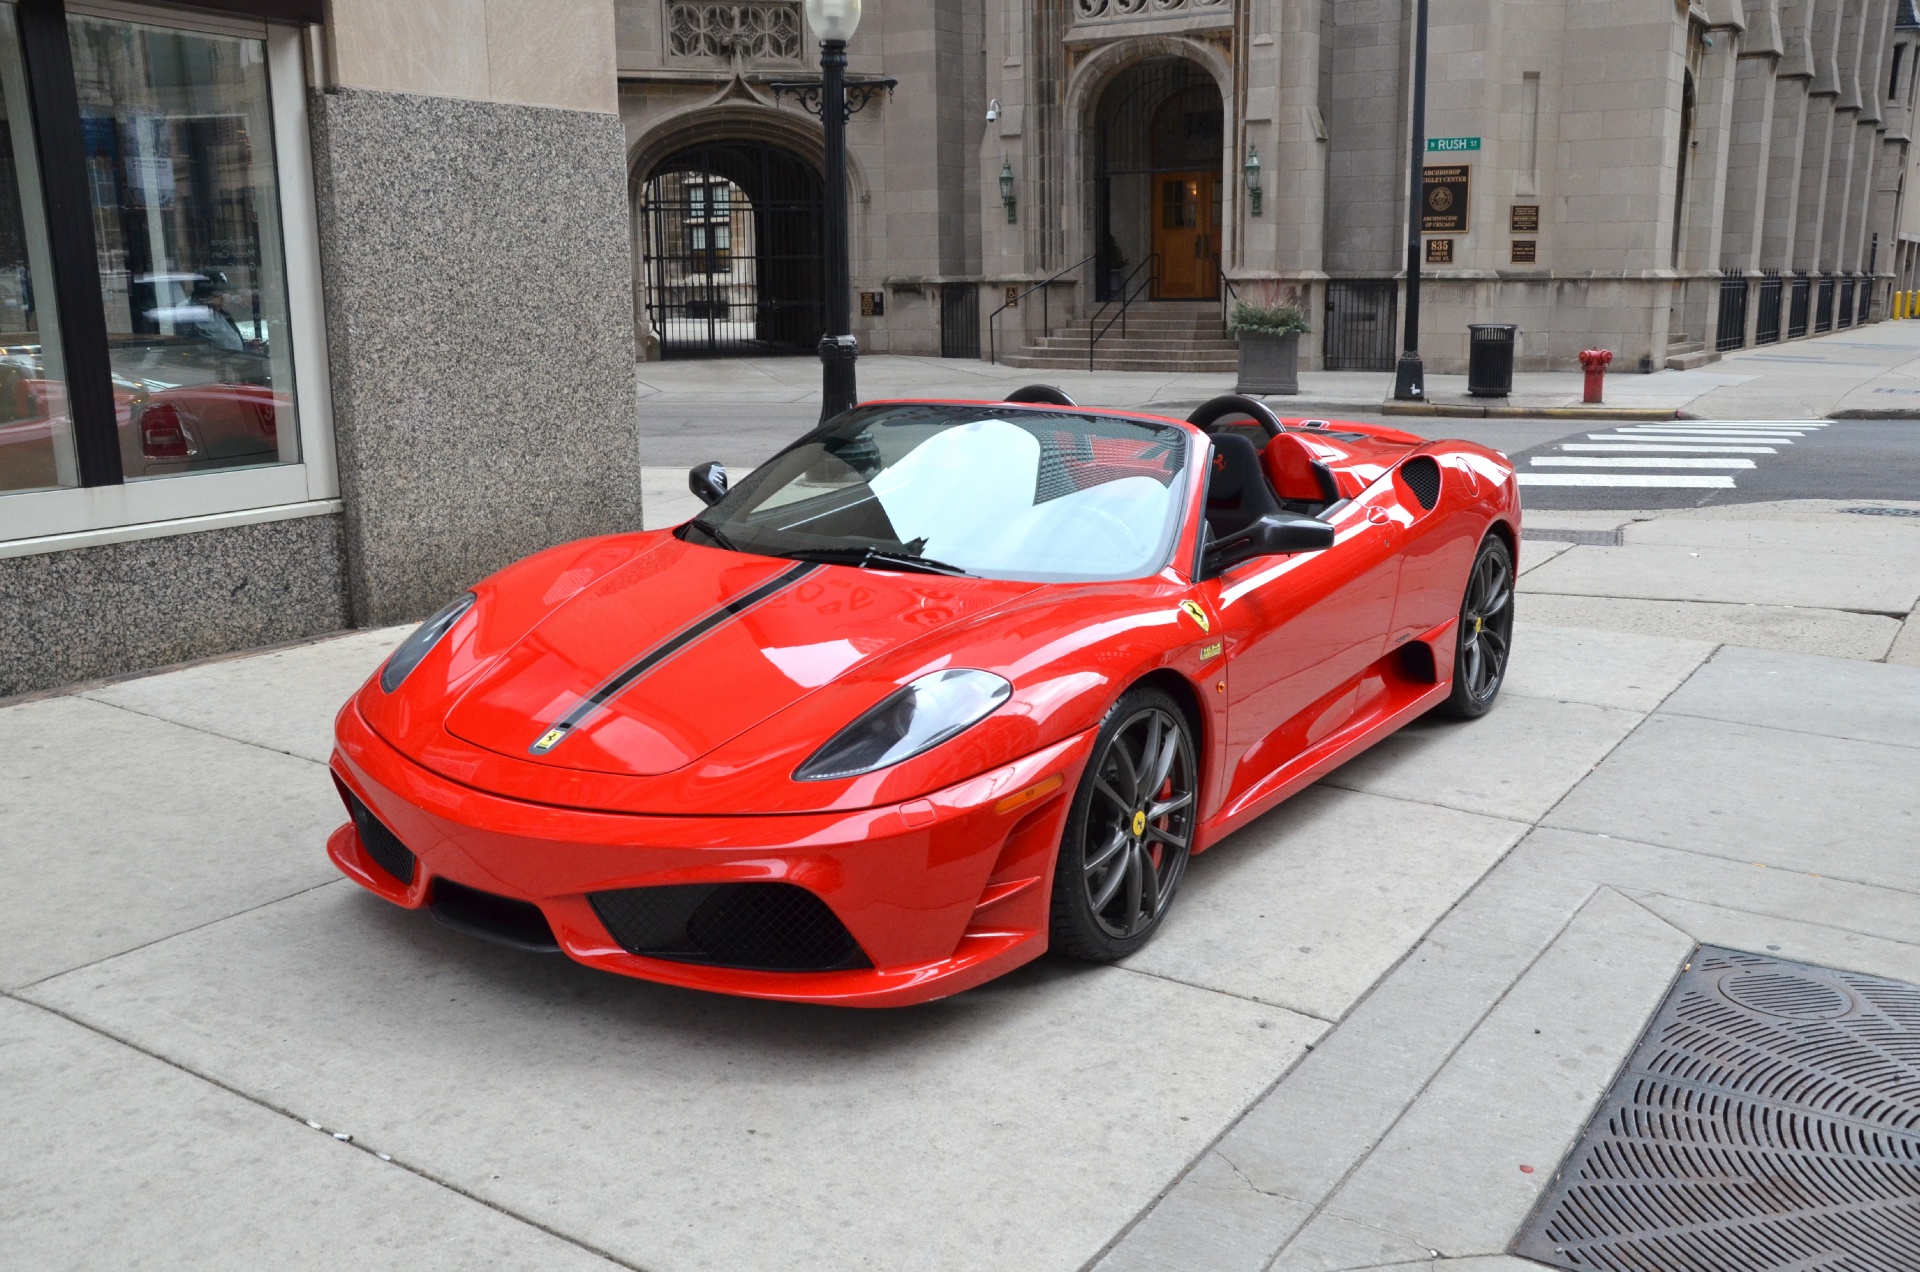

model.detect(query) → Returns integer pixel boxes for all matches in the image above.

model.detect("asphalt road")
[635,394,1920,511]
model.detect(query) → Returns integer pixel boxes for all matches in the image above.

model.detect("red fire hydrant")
[1580,348,1614,404]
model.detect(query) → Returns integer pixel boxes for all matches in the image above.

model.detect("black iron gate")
[640,142,825,357]
[1324,280,1398,371]
[1714,273,1749,351]
[940,283,980,358]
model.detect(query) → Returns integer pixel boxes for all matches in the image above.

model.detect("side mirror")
[689,461,728,506]
[1205,513,1335,573]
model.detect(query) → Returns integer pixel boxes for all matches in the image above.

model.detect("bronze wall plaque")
[1422,165,1470,233]
[859,290,885,317]
[1426,238,1454,264]
[1006,285,1020,309]
[1510,204,1539,232]
[1511,239,1537,264]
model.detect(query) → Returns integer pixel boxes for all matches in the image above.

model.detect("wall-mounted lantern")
[1000,156,1017,223]
[1244,145,1263,216]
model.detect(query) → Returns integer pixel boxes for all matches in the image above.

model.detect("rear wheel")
[1049,687,1198,962]
[1443,534,1515,719]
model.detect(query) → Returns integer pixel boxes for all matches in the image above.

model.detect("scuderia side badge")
[1178,600,1211,632]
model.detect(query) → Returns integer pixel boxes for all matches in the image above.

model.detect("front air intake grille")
[589,882,871,972]
[429,879,560,953]
[1400,456,1441,510]
[336,778,416,885]
[1514,947,1920,1270]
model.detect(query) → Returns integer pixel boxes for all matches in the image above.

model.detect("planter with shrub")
[1229,300,1310,395]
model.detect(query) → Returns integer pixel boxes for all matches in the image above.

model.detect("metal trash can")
[1467,323,1518,397]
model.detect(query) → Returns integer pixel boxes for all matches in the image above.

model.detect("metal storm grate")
[1844,506,1920,518]
[1522,528,1625,547]
[1513,947,1920,1271]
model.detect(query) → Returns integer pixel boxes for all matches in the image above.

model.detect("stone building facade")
[618,0,1919,373]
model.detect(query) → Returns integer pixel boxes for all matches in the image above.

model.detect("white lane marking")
[1532,457,1756,468]
[1561,443,1777,453]
[1585,434,1795,444]
[1517,474,1737,487]
[1649,420,1829,427]
[1613,425,1807,434]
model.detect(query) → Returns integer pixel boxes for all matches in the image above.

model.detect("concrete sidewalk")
[637,318,1920,431]
[2,503,1917,1271]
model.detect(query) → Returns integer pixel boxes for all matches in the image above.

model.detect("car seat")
[1204,433,1282,538]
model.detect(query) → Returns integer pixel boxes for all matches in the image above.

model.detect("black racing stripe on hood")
[529,560,822,755]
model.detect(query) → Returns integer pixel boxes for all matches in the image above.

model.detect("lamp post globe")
[803,0,861,41]
[806,0,861,420]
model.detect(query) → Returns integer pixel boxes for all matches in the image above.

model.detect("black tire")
[1442,533,1516,719]
[1049,686,1198,962]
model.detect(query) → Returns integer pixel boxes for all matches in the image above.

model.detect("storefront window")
[68,10,298,481]
[0,5,74,496]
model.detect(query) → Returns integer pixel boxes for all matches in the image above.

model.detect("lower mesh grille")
[589,882,870,972]
[336,778,416,886]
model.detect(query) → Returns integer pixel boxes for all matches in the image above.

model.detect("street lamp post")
[1393,0,1431,401]
[806,0,861,422]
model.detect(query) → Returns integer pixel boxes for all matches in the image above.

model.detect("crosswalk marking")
[1562,443,1777,453]
[1520,419,1828,491]
[1518,474,1737,487]
[1531,457,1756,468]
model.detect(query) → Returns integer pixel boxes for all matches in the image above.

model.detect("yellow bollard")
[1898,291,1908,320]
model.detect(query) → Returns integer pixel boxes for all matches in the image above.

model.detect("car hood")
[443,537,1042,776]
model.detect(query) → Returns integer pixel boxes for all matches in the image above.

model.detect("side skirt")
[1196,647,1453,850]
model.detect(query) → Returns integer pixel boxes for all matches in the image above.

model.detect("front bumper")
[328,702,1092,1006]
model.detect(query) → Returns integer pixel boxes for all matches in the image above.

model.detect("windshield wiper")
[780,545,970,577]
[680,519,741,552]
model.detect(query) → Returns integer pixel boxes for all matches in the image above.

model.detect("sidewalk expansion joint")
[1646,703,1920,752]
[75,694,330,767]
[1,993,650,1272]
[1113,964,1337,1024]
[1548,824,1920,904]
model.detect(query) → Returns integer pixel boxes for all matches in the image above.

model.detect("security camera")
[986,99,1000,123]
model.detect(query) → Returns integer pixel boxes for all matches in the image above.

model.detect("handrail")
[1086,252,1160,371]
[1218,267,1240,333]
[987,253,1096,365]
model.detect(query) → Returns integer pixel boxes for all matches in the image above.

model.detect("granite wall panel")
[310,89,641,626]
[0,515,350,699]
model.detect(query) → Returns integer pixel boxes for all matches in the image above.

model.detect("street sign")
[1422,165,1471,233]
[1427,136,1480,152]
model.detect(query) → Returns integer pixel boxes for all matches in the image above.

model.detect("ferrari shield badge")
[1179,600,1211,632]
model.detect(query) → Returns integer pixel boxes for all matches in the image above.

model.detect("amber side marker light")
[994,773,1064,815]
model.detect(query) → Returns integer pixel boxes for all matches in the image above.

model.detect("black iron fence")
[1838,277,1856,328]
[1324,280,1398,372]
[1755,272,1782,344]
[1715,274,1749,351]
[1788,275,1810,339]
[1815,275,1834,333]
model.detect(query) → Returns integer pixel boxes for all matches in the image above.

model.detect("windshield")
[684,404,1191,582]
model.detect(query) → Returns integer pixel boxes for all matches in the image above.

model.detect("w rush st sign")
[1423,165,1470,234]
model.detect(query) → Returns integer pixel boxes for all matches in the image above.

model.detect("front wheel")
[1049,687,1198,962]
[1442,533,1515,719]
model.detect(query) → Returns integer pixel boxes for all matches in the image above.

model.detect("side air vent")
[1400,455,1441,510]
[589,882,871,972]
[336,778,417,885]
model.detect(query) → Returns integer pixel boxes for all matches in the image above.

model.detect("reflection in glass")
[0,5,74,496]
[69,12,298,480]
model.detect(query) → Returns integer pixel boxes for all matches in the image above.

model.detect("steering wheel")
[1186,395,1284,438]
[1004,384,1078,407]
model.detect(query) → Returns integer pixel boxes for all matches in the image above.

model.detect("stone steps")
[1005,303,1237,371]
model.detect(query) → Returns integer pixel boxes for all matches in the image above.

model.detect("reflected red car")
[328,393,1520,1006]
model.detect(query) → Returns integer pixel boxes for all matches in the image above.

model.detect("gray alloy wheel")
[1050,686,1198,961]
[1443,534,1515,719]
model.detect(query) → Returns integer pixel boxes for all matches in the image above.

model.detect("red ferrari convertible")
[329,392,1519,1006]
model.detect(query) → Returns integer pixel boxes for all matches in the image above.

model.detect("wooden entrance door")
[1153,171,1220,299]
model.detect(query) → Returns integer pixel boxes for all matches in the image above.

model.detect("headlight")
[379,592,476,693]
[794,669,1012,781]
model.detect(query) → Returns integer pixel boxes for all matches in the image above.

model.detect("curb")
[1378,401,1695,420]
[1827,408,1920,419]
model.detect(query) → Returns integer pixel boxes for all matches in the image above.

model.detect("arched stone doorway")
[638,140,825,356]
[1091,58,1225,302]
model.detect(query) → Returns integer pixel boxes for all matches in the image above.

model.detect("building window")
[1892,45,1906,101]
[0,6,73,496]
[71,10,299,482]
[0,0,329,548]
